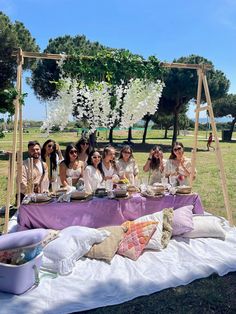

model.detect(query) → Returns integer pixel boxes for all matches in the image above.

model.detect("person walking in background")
[207,132,215,151]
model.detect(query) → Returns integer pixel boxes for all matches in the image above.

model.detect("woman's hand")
[149,149,154,158]
[104,175,113,181]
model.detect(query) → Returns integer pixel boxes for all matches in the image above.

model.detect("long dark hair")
[119,145,134,160]
[41,139,57,171]
[75,137,90,154]
[61,144,78,168]
[149,145,163,170]
[101,146,117,171]
[87,149,104,177]
[169,142,184,159]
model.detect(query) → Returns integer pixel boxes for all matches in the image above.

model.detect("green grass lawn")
[0,127,236,313]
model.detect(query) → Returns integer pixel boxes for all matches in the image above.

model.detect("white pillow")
[42,226,110,275]
[135,211,163,250]
[182,215,226,239]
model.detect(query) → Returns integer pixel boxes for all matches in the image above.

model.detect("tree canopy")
[161,54,230,143]
[0,12,39,115]
[30,35,107,101]
[30,35,163,101]
[213,94,236,140]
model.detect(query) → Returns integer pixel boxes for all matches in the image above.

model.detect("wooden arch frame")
[3,48,234,232]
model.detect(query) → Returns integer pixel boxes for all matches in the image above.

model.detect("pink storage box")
[0,252,42,294]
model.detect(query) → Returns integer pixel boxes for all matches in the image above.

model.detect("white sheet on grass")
[1,220,236,314]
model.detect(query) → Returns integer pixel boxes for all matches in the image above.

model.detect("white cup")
[51,181,59,193]
[169,175,177,187]
[161,177,168,186]
[67,177,72,186]
[105,179,113,191]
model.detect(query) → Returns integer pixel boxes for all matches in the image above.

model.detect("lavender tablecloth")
[18,193,204,230]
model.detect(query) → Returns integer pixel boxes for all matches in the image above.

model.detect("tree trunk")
[128,127,132,143]
[89,130,97,149]
[172,111,178,146]
[108,128,113,143]
[229,117,236,141]
[164,127,168,139]
[142,115,151,144]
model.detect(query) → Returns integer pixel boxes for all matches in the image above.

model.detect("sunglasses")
[47,144,54,148]
[92,155,101,159]
[123,151,131,155]
[174,147,182,152]
[69,150,78,155]
[81,143,89,146]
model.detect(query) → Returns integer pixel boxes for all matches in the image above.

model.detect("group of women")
[42,138,195,194]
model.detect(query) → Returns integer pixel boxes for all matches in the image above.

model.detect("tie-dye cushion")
[117,221,157,260]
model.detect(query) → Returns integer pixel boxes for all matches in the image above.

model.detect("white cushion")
[182,215,226,239]
[135,211,163,250]
[42,226,110,275]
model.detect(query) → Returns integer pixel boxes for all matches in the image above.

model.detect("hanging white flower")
[119,79,164,128]
[41,56,164,133]
[41,77,77,131]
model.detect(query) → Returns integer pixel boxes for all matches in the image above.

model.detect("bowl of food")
[176,185,192,194]
[127,185,139,193]
[71,190,87,200]
[113,188,127,198]
[94,188,108,198]
[33,194,51,203]
[147,184,165,195]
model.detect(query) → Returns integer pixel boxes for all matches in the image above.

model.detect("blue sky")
[1,0,236,121]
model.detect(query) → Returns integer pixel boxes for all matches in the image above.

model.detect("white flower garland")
[41,77,77,131]
[41,58,164,133]
[119,79,164,128]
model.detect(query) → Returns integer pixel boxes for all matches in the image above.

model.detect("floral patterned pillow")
[117,221,157,260]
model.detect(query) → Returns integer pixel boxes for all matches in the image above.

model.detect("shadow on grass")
[82,272,236,314]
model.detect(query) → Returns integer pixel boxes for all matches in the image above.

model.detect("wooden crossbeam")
[195,105,210,112]
[12,50,212,70]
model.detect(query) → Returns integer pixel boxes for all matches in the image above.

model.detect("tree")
[152,112,173,139]
[213,94,236,141]
[30,35,107,101]
[161,55,229,145]
[0,12,39,115]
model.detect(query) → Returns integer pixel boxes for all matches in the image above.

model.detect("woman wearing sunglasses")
[165,142,195,185]
[143,145,166,184]
[59,144,84,187]
[41,139,63,184]
[75,137,90,166]
[117,145,139,185]
[84,150,104,193]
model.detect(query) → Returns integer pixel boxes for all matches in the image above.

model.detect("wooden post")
[4,154,12,234]
[190,69,203,186]
[10,48,23,198]
[202,73,233,226]
[16,151,21,207]
[17,51,24,208]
